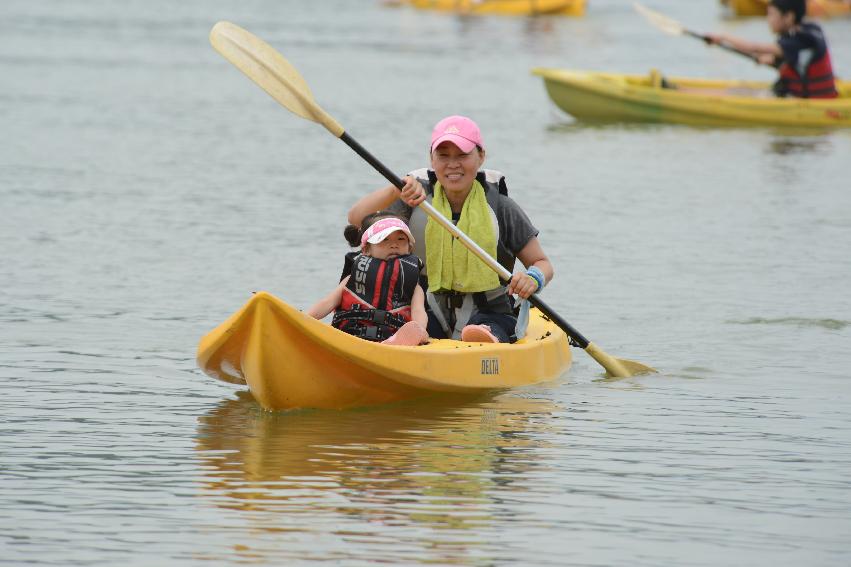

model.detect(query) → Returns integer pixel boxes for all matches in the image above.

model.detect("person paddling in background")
[347,115,553,344]
[307,213,429,346]
[706,0,838,98]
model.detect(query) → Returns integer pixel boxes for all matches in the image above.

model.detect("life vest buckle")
[363,326,380,340]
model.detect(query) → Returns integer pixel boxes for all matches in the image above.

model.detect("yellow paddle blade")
[633,2,685,36]
[209,21,344,137]
[585,342,657,378]
[615,357,658,377]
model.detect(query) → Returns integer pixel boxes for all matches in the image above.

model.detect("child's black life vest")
[332,252,422,341]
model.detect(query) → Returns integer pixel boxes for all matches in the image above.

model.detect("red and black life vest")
[778,51,838,99]
[332,253,422,341]
[776,24,838,99]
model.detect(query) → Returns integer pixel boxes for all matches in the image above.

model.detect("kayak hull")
[532,68,851,128]
[721,0,851,18]
[197,292,572,411]
[406,0,585,16]
[721,0,768,16]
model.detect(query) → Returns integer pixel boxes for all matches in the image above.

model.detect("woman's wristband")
[526,266,545,292]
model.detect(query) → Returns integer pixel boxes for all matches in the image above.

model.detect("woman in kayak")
[706,0,837,98]
[306,213,429,346]
[347,115,553,344]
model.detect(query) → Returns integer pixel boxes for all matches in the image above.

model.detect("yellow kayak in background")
[532,68,851,127]
[720,0,851,18]
[197,292,572,411]
[402,0,586,16]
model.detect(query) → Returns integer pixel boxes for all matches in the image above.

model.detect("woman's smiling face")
[430,141,485,193]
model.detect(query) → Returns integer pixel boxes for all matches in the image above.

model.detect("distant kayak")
[399,0,586,16]
[720,0,769,16]
[532,68,851,127]
[197,292,572,411]
[720,0,851,18]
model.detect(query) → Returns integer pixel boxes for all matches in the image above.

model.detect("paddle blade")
[633,2,685,36]
[210,21,344,137]
[585,342,657,378]
[615,357,657,377]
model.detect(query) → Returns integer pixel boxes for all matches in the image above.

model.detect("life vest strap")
[332,307,406,327]
[332,306,408,342]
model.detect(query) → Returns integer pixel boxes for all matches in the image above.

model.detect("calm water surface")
[2,0,850,565]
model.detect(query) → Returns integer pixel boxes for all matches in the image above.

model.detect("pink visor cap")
[361,217,415,247]
[430,115,483,153]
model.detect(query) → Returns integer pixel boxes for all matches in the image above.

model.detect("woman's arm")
[347,176,427,226]
[305,276,349,319]
[410,285,428,329]
[347,185,398,226]
[509,237,554,299]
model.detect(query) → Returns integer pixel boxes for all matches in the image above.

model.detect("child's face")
[365,231,411,260]
[767,6,795,34]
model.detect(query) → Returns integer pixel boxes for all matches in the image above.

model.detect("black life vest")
[332,253,422,341]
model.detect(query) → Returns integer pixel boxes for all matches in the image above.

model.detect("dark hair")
[343,210,403,248]
[770,0,805,22]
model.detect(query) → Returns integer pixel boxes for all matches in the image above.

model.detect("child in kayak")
[306,212,429,346]
[706,0,837,98]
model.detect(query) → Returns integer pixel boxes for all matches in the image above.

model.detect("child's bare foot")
[460,324,499,343]
[381,321,429,346]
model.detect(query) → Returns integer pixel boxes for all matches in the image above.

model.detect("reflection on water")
[764,135,833,156]
[195,391,562,562]
[545,120,847,143]
[523,15,556,31]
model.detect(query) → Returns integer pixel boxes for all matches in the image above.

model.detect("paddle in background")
[633,2,773,66]
[208,21,656,378]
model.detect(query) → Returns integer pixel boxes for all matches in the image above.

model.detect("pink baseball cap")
[361,217,415,247]
[430,115,484,153]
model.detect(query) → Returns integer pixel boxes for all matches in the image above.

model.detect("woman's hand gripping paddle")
[209,21,656,378]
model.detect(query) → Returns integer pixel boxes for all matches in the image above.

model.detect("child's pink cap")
[361,217,415,247]
[430,115,483,153]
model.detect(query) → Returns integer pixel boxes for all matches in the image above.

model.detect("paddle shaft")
[684,30,764,65]
[633,3,765,66]
[340,131,592,349]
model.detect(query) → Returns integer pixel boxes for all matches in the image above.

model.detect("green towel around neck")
[425,179,500,293]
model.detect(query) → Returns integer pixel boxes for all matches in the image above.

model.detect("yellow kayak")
[720,0,767,16]
[721,0,851,18]
[197,291,572,411]
[403,0,586,16]
[532,68,851,127]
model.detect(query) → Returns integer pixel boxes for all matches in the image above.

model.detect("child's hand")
[399,176,426,207]
[757,53,777,66]
[703,33,721,46]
